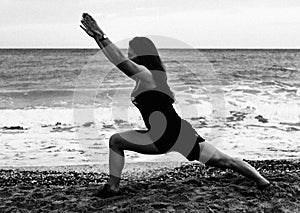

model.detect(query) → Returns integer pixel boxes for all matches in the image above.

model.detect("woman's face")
[127,46,136,60]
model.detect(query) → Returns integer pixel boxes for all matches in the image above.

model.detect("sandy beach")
[0,159,299,212]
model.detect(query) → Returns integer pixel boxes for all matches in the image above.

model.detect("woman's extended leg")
[108,130,162,191]
[197,142,270,186]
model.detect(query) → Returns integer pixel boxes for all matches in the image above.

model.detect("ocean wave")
[0,89,118,109]
[0,126,29,130]
[231,88,261,94]
[0,88,108,94]
[279,122,300,127]
[245,124,299,132]
[265,65,298,72]
[164,59,181,64]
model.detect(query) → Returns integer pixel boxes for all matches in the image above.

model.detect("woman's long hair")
[129,37,175,101]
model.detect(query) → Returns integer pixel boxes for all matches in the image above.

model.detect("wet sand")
[0,159,299,212]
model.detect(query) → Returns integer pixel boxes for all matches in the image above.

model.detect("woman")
[80,13,270,198]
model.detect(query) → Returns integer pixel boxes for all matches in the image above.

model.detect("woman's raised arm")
[80,13,154,84]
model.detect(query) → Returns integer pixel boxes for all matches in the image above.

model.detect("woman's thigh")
[113,130,163,155]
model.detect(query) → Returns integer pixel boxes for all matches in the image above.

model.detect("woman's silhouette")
[80,13,270,198]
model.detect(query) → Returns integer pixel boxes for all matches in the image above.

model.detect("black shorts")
[136,118,205,161]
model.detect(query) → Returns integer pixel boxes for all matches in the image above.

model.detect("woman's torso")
[131,82,179,130]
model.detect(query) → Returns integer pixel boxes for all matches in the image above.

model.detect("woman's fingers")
[81,19,92,31]
[80,25,94,37]
[81,19,90,27]
[80,25,87,32]
[82,13,98,29]
[82,13,95,22]
[81,14,95,37]
[81,13,101,37]
[81,18,95,31]
[81,18,101,35]
[80,25,89,33]
[80,19,88,27]
[82,12,92,20]
[82,13,93,24]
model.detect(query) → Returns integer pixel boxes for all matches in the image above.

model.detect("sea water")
[0,49,299,166]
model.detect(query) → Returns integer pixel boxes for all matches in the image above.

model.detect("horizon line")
[1,47,300,50]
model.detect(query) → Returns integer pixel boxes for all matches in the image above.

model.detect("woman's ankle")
[257,179,270,186]
[109,184,119,192]
[108,174,121,191]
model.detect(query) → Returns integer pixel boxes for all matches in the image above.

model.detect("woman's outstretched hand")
[80,13,103,38]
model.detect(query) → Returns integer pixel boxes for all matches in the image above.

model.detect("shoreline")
[0,159,299,212]
[1,157,299,171]
[0,161,187,179]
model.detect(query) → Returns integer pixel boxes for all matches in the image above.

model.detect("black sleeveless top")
[131,90,178,130]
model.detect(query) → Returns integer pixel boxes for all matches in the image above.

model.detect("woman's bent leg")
[197,142,270,186]
[108,130,162,191]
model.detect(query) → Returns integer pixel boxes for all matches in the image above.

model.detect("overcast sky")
[1,0,300,48]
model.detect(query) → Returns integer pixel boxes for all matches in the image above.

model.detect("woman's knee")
[206,154,233,169]
[109,133,122,150]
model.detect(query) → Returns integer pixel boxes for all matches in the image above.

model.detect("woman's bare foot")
[94,184,121,198]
